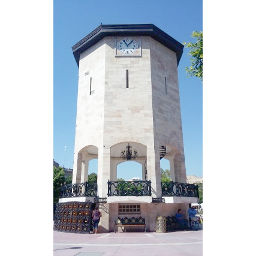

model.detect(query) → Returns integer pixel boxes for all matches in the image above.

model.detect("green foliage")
[161,168,172,183]
[53,167,74,203]
[184,31,203,80]
[116,179,129,194]
[88,172,97,183]
[65,175,72,185]
[53,166,66,203]
[116,179,144,195]
[197,183,203,203]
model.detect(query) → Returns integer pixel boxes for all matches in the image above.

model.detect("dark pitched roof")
[72,24,183,66]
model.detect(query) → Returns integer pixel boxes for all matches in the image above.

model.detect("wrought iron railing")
[108,180,152,196]
[60,182,97,198]
[161,182,199,197]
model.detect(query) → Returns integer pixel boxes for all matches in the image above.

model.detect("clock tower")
[56,24,199,233]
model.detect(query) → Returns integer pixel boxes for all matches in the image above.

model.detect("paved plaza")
[53,230,202,256]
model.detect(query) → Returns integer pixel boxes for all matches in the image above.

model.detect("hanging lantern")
[120,143,138,160]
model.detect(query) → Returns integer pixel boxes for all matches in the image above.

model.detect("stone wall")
[72,39,106,183]
[150,38,186,183]
[99,203,189,232]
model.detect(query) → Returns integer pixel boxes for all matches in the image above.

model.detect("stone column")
[97,146,111,198]
[147,146,161,197]
[72,153,78,184]
[142,162,146,180]
[80,159,89,183]
[110,158,118,181]
[74,153,82,183]
[97,146,111,232]
[170,156,176,181]
[165,155,176,182]
[173,153,186,183]
[98,203,110,233]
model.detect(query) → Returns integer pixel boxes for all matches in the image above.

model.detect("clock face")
[116,38,141,56]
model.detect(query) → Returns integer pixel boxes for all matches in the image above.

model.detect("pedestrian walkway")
[54,230,202,256]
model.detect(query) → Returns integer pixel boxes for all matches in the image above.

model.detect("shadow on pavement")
[54,246,83,251]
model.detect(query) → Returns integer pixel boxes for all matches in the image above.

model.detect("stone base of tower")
[98,202,193,233]
[56,196,198,233]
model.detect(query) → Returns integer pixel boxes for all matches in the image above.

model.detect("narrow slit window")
[126,70,129,88]
[89,77,92,95]
[164,77,167,95]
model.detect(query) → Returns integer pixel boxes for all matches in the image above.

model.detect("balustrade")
[107,180,152,196]
[161,181,199,197]
[60,182,97,198]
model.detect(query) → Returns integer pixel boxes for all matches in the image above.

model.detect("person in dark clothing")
[188,205,197,227]
[92,206,102,234]
[175,209,187,229]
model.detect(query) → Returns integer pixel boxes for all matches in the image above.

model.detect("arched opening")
[160,158,171,182]
[159,144,179,182]
[117,161,143,181]
[75,145,98,183]
[88,158,98,183]
[110,141,147,181]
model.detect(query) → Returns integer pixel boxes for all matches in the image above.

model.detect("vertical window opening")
[126,70,129,88]
[90,77,92,95]
[164,77,167,94]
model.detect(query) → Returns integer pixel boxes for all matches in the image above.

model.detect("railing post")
[148,181,152,196]
[107,180,110,197]
[196,184,199,198]
[84,181,88,196]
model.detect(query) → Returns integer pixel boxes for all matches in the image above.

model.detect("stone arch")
[160,144,179,182]
[74,145,98,183]
[110,141,147,181]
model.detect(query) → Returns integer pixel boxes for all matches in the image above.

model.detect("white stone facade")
[72,36,186,195]
[69,32,196,232]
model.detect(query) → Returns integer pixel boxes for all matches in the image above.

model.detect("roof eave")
[72,24,184,66]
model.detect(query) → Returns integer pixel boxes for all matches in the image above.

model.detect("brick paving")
[54,230,202,256]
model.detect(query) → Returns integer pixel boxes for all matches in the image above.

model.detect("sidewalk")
[54,230,202,256]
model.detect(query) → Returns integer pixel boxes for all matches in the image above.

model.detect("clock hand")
[127,40,134,46]
[123,40,128,47]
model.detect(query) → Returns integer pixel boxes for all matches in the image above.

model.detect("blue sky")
[54,0,202,179]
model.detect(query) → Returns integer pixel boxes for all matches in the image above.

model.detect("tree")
[161,168,172,183]
[53,166,66,203]
[197,183,203,203]
[65,175,72,184]
[184,31,203,80]
[88,172,97,183]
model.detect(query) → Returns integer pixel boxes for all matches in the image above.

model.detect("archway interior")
[110,142,147,181]
[88,159,98,175]
[76,145,98,183]
[160,158,172,181]
[117,161,142,181]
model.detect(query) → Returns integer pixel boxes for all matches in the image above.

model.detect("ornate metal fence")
[161,182,199,197]
[108,180,152,196]
[60,182,97,198]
